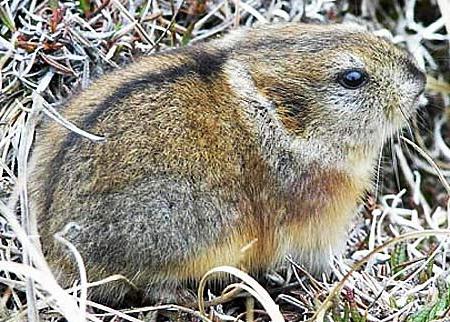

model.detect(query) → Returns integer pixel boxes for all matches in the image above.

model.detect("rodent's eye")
[337,69,368,89]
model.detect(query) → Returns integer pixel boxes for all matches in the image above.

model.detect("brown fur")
[28,23,426,305]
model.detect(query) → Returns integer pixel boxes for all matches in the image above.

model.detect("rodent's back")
[31,44,259,281]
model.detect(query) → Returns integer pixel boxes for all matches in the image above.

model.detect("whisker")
[395,108,416,170]
[398,105,414,138]
[389,128,401,191]
[374,126,386,200]
[374,148,382,200]
[414,109,429,133]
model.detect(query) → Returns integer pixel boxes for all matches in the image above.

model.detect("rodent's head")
[234,23,426,150]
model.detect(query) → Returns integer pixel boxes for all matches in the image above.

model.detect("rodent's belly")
[160,169,366,281]
[161,203,356,281]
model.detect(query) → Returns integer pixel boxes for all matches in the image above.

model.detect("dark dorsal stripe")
[42,48,229,215]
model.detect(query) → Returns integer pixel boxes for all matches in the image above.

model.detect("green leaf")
[342,304,350,322]
[407,307,432,322]
[0,5,16,32]
[182,22,196,46]
[350,304,364,322]
[428,298,447,320]
[78,0,91,15]
[408,281,450,322]
[391,242,408,276]
[389,296,398,309]
[49,0,59,10]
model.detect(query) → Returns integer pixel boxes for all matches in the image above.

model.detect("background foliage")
[0,0,449,321]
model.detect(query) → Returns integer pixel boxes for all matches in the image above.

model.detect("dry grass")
[0,0,450,321]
